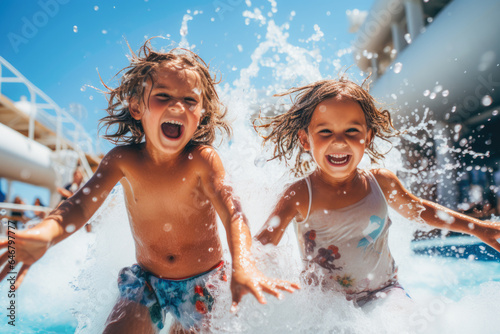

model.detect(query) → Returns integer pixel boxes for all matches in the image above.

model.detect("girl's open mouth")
[326,154,351,166]
[161,121,184,140]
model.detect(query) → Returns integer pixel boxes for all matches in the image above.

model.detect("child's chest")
[120,163,212,219]
[310,181,371,212]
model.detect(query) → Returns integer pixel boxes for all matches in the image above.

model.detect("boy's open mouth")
[161,121,184,139]
[326,154,351,166]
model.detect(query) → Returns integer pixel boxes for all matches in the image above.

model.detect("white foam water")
[2,2,500,333]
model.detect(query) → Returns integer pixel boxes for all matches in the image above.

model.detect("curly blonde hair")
[99,38,230,147]
[254,77,397,176]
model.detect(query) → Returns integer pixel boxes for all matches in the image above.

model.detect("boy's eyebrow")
[151,83,201,96]
[151,83,171,90]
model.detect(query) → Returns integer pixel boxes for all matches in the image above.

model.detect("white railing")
[0,56,97,177]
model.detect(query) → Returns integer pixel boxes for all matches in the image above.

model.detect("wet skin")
[0,63,298,312]
[257,98,500,261]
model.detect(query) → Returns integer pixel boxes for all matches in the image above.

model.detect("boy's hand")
[230,264,300,312]
[0,229,52,289]
[472,221,500,253]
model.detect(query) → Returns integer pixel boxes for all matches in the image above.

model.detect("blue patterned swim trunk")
[117,261,226,331]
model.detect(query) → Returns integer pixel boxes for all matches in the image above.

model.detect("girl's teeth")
[328,155,349,164]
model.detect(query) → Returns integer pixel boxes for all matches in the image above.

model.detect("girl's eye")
[319,129,332,134]
[346,128,360,133]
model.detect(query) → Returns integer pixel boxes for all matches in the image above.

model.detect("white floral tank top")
[294,170,397,296]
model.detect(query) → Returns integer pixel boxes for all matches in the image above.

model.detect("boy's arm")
[256,181,305,246]
[373,168,500,253]
[198,147,299,310]
[0,147,125,288]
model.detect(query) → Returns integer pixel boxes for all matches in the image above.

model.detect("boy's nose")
[167,99,185,113]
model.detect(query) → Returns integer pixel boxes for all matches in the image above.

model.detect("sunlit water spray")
[2,2,500,333]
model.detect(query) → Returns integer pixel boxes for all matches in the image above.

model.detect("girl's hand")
[472,221,500,253]
[230,264,300,312]
[0,228,52,289]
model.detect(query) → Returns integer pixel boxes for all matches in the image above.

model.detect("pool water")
[2,187,500,334]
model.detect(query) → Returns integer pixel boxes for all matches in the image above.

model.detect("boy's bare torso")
[115,144,224,279]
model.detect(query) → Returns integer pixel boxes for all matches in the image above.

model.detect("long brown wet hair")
[99,38,230,147]
[254,77,398,176]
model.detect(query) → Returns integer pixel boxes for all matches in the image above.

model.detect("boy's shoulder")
[105,144,143,159]
[101,144,143,168]
[188,145,223,172]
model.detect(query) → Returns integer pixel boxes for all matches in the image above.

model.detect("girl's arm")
[256,180,307,246]
[197,147,299,310]
[0,147,125,288]
[373,168,500,253]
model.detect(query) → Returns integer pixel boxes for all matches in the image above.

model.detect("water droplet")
[423,90,430,97]
[404,33,412,44]
[182,177,186,182]
[66,224,76,233]
[163,224,172,232]
[481,95,492,106]
[267,226,274,232]
[492,110,498,116]
[188,153,193,160]
[94,5,99,11]
[102,29,108,34]
[82,187,91,195]
[306,255,313,260]
[393,62,402,74]
[208,247,214,252]
[429,92,437,100]
[75,199,81,204]
[0,209,6,215]
[442,90,449,97]
[254,156,267,167]
[73,25,78,33]
[80,85,86,92]
[318,105,327,112]
[97,173,102,178]
[89,95,94,100]
[290,191,296,196]
[360,139,365,144]
[192,88,202,95]
[92,197,98,202]
[20,169,31,179]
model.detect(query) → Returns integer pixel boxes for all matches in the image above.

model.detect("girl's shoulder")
[282,177,311,209]
[368,168,401,194]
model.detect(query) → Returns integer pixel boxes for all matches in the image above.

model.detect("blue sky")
[0,0,373,204]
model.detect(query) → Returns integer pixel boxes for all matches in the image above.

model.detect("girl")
[255,78,500,307]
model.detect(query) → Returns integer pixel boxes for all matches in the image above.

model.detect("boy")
[0,40,297,333]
